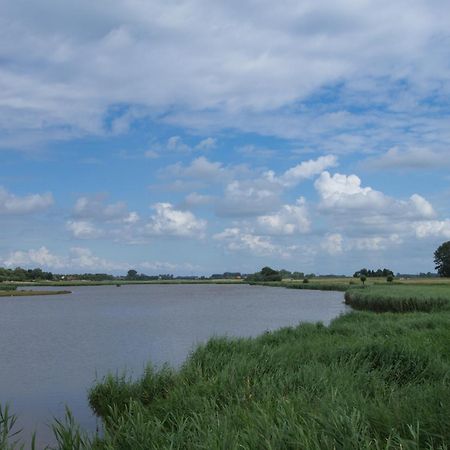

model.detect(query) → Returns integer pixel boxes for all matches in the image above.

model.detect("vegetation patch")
[344,285,450,312]
[80,310,450,450]
[0,289,71,297]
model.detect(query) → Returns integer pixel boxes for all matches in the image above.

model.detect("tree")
[360,275,367,286]
[127,269,138,280]
[434,241,450,277]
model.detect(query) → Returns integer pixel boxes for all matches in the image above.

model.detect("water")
[0,284,348,447]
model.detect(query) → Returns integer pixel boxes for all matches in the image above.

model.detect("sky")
[1,0,450,276]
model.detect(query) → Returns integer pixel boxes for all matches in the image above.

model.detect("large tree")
[434,241,450,277]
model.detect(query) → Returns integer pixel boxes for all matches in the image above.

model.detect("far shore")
[0,289,71,297]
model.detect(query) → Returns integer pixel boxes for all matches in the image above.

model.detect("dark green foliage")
[246,267,282,282]
[353,268,394,278]
[434,241,450,277]
[0,267,53,282]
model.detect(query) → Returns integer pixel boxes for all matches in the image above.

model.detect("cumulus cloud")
[0,246,197,274]
[217,179,281,217]
[315,172,435,220]
[0,187,53,215]
[256,198,310,235]
[144,202,206,238]
[268,155,338,187]
[213,228,279,256]
[66,220,103,239]
[3,246,65,269]
[414,220,450,239]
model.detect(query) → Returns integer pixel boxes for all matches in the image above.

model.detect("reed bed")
[345,285,450,312]
[84,307,450,450]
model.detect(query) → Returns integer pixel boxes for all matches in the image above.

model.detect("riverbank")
[1,283,449,449]
[0,289,71,297]
[75,285,450,448]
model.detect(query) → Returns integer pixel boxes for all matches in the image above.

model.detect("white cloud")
[270,155,338,187]
[315,171,387,210]
[167,157,225,180]
[349,234,403,251]
[409,194,435,219]
[0,187,53,215]
[2,246,65,269]
[68,247,126,271]
[321,233,343,255]
[217,179,281,217]
[144,202,206,238]
[414,220,450,239]
[2,1,450,149]
[66,220,102,239]
[315,172,435,220]
[167,136,190,153]
[195,137,217,151]
[0,245,197,273]
[256,198,310,235]
[213,228,280,256]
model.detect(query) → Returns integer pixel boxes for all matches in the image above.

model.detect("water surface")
[0,283,348,446]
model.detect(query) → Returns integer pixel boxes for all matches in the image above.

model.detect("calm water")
[0,284,348,446]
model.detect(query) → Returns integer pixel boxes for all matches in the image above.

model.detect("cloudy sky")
[1,0,450,275]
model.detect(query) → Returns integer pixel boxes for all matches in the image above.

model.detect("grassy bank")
[0,289,71,297]
[2,284,450,449]
[345,285,450,312]
[85,307,450,449]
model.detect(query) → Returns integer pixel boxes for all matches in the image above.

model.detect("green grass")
[85,308,450,449]
[345,285,450,312]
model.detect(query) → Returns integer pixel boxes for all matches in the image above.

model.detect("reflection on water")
[0,284,348,447]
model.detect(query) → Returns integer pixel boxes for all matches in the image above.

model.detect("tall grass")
[87,309,450,449]
[345,285,450,312]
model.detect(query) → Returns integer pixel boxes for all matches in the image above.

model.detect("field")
[1,280,449,449]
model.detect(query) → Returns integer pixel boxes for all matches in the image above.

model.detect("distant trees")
[353,268,394,278]
[247,267,282,282]
[0,267,54,282]
[434,241,450,277]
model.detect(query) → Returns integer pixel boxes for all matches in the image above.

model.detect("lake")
[0,283,348,447]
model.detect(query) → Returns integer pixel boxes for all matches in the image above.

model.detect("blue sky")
[1,0,450,275]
